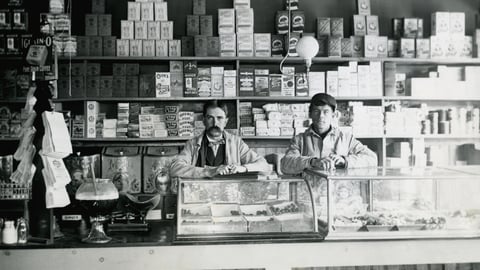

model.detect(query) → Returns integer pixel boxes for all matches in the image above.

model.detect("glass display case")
[304,166,480,240]
[175,175,327,243]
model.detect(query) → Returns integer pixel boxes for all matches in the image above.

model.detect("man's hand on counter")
[310,155,345,171]
[213,164,248,176]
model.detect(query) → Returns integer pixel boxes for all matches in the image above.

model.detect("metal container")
[64,152,100,197]
[0,155,13,182]
[142,146,178,194]
[102,147,142,194]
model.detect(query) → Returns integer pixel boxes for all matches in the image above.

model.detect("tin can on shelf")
[0,155,13,182]
[64,152,100,197]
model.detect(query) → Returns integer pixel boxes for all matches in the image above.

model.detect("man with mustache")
[170,100,270,178]
[281,93,377,174]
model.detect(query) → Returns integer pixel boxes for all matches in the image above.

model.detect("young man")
[281,93,378,175]
[170,100,270,178]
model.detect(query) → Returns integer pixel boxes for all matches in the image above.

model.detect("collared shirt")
[280,125,378,175]
[206,135,225,156]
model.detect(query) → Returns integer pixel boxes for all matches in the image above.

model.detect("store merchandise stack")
[183,0,218,57]
[77,0,115,57]
[117,0,178,57]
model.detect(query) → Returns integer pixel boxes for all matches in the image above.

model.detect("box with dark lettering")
[210,66,224,97]
[71,76,85,98]
[271,34,284,57]
[197,67,211,97]
[376,36,388,58]
[276,11,290,34]
[186,15,200,36]
[89,36,103,56]
[130,40,142,57]
[450,12,465,36]
[461,36,473,58]
[254,33,271,57]
[99,76,113,97]
[183,61,198,97]
[400,38,415,58]
[364,35,377,58]
[392,18,403,38]
[239,67,254,96]
[254,69,269,96]
[430,36,447,58]
[121,20,134,40]
[341,38,353,57]
[0,10,11,30]
[71,63,85,76]
[169,40,181,57]
[98,15,111,36]
[113,63,126,76]
[154,1,167,21]
[170,72,184,97]
[269,74,282,96]
[415,38,430,58]
[86,63,100,76]
[128,2,141,21]
[76,36,89,56]
[86,76,100,97]
[125,76,139,97]
[286,32,300,57]
[161,21,173,40]
[295,73,308,96]
[200,15,213,36]
[193,0,206,15]
[291,11,305,33]
[236,8,254,33]
[431,12,450,36]
[353,15,366,36]
[147,21,160,40]
[116,39,129,56]
[218,9,235,34]
[11,9,27,31]
[357,0,371,15]
[237,33,254,57]
[328,36,341,57]
[102,36,115,56]
[366,15,379,36]
[330,17,344,37]
[126,63,140,76]
[181,36,194,56]
[143,39,155,57]
[141,2,154,21]
[85,14,98,36]
[156,39,168,56]
[139,74,155,97]
[316,17,330,37]
[220,33,236,57]
[92,0,105,13]
[316,36,328,57]
[403,18,419,38]
[194,35,207,56]
[207,36,220,56]
[113,76,127,97]
[135,21,148,40]
[351,36,364,57]
[388,39,399,57]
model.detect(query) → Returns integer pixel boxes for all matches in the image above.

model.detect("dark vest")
[196,135,226,167]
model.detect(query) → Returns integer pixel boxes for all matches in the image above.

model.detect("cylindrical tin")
[439,121,449,134]
[102,147,142,194]
[421,119,431,134]
[429,112,439,134]
[142,146,178,194]
[64,153,100,197]
[438,109,447,122]
[0,155,13,182]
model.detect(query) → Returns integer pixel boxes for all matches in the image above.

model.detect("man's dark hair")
[203,100,229,117]
[309,93,337,112]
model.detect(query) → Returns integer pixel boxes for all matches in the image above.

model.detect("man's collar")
[305,125,338,138]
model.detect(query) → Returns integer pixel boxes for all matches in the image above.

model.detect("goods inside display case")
[175,175,326,243]
[304,166,480,240]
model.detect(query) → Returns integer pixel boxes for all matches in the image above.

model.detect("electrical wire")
[279,0,292,74]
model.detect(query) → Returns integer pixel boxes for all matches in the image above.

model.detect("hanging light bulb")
[296,36,319,73]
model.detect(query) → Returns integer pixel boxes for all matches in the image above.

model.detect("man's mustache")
[206,126,222,136]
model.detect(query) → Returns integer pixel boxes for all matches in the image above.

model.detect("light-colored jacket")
[170,131,270,178]
[281,126,378,175]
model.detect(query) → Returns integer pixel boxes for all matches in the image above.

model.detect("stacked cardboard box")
[326,61,382,97]
[183,0,218,57]
[116,0,178,57]
[274,0,304,57]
